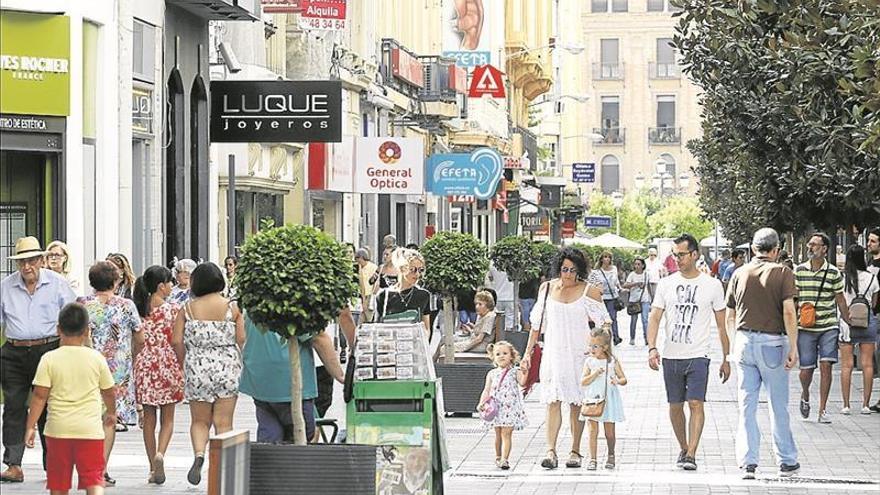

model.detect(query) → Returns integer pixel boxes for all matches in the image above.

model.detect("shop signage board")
[0,12,70,116]
[468,64,505,98]
[132,87,152,134]
[562,221,576,238]
[210,80,342,143]
[426,148,503,200]
[584,216,613,228]
[391,48,424,88]
[521,213,549,235]
[299,0,347,31]
[262,0,302,13]
[353,137,424,195]
[442,51,491,68]
[571,162,596,183]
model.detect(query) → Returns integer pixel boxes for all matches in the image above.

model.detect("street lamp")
[654,158,673,196]
[611,191,624,236]
[634,172,645,190]
[678,173,691,192]
[507,41,586,59]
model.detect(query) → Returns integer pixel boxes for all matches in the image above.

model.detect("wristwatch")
[648,347,658,354]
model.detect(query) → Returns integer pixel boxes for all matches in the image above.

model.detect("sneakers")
[799,399,810,419]
[742,464,757,480]
[629,340,635,346]
[681,456,697,471]
[870,403,880,413]
[187,454,205,485]
[817,411,832,424]
[675,450,687,468]
[841,406,851,415]
[779,463,800,477]
[861,406,873,415]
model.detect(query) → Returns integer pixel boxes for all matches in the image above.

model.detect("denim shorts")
[797,328,839,369]
[520,298,536,327]
[662,357,710,403]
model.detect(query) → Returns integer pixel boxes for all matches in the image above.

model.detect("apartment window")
[647,0,665,11]
[655,38,677,78]
[133,20,155,83]
[601,96,620,130]
[600,39,620,79]
[601,155,620,194]
[657,95,676,128]
[591,0,627,12]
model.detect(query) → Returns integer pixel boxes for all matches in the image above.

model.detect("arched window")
[659,153,676,176]
[601,155,620,194]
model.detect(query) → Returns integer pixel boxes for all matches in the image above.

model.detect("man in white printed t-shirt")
[647,233,731,472]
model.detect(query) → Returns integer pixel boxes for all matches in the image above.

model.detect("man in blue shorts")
[647,233,730,472]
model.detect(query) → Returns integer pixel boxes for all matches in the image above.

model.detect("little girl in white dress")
[478,341,528,470]
[580,325,627,471]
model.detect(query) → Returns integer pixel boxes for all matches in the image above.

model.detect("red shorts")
[46,437,105,491]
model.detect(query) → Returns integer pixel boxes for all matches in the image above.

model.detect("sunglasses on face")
[409,267,426,274]
[560,267,578,274]
[671,251,694,259]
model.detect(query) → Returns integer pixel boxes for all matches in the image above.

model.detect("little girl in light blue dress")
[580,325,627,471]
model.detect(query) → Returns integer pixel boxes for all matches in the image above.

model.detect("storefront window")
[235,191,284,248]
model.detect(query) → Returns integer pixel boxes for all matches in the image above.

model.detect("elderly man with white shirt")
[0,237,76,483]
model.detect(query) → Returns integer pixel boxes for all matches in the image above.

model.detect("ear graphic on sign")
[430,148,503,200]
[469,148,503,198]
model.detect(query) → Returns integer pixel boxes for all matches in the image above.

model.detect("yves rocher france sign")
[210,80,342,143]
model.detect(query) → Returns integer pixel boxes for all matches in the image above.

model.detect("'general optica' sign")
[426,148,503,200]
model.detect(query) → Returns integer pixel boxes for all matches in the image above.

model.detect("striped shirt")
[794,261,844,332]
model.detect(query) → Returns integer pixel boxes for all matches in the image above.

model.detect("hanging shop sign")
[0,12,70,116]
[572,162,596,183]
[468,64,505,98]
[353,137,424,195]
[210,80,342,143]
[391,47,424,88]
[132,87,153,134]
[299,0,347,31]
[426,148,503,200]
[521,212,550,235]
[562,221,576,239]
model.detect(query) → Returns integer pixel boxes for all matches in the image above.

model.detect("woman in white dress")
[522,247,610,470]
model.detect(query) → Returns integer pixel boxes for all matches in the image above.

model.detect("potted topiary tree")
[489,236,542,333]
[420,231,488,364]
[534,241,560,279]
[235,222,357,445]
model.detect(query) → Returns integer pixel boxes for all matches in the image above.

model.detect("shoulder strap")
[599,269,617,297]
[859,272,876,298]
[814,266,830,302]
[493,367,512,397]
[538,281,551,332]
[603,360,609,397]
[225,301,235,322]
[183,302,193,321]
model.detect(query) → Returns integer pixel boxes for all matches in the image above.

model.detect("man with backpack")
[794,233,850,424]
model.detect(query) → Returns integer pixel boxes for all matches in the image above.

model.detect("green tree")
[235,222,357,444]
[421,232,489,363]
[584,192,651,242]
[673,0,880,239]
[534,241,560,277]
[490,236,542,330]
[647,197,714,242]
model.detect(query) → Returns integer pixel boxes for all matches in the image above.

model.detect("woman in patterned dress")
[78,261,143,486]
[172,262,245,486]
[133,265,183,485]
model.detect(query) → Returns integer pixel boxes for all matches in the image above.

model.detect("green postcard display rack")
[347,322,449,495]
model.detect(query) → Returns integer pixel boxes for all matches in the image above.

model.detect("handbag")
[600,269,624,312]
[479,367,511,421]
[523,283,550,396]
[580,361,609,417]
[799,268,829,328]
[626,273,647,315]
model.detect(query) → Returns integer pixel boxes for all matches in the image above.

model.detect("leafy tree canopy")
[421,232,488,297]
[490,235,542,282]
[585,191,713,244]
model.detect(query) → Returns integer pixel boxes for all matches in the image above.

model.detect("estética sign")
[210,80,341,143]
[353,137,424,195]
[426,148,503,200]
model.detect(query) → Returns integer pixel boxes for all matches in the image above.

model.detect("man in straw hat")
[1,237,76,483]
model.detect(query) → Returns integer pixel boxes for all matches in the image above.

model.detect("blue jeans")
[254,399,316,443]
[628,302,651,341]
[733,331,798,468]
[604,299,620,341]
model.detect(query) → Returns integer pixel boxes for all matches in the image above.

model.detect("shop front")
[0,11,70,278]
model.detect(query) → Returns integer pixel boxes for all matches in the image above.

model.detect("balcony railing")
[648,126,681,144]
[593,127,625,145]
[592,62,624,80]
[649,62,680,79]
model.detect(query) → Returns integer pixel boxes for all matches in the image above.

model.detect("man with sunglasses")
[1,237,77,483]
[647,233,730,472]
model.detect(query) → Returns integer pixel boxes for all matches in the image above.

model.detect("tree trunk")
[443,295,456,364]
[512,280,520,333]
[288,337,307,445]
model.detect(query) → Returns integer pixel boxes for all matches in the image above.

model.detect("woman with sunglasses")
[372,247,432,337]
[521,247,609,470]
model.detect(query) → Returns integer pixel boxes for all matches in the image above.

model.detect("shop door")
[0,150,59,278]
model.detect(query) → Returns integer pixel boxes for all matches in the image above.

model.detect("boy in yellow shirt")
[25,303,116,494]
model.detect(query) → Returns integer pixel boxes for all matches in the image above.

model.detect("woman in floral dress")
[78,261,143,486]
[133,265,183,485]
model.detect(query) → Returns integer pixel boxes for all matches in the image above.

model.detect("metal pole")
[227,154,236,257]
[616,207,620,236]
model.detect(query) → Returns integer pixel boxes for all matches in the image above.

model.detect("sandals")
[540,450,559,469]
[104,472,116,486]
[151,454,166,485]
[500,460,510,470]
[565,451,583,468]
[587,459,598,471]
[605,454,616,470]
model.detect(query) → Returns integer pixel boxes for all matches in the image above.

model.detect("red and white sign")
[391,48,425,88]
[468,64,505,98]
[503,156,524,169]
[447,195,475,203]
[299,0,347,31]
[562,221,576,239]
[262,0,301,14]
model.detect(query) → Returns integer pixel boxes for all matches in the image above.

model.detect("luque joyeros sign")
[426,148,503,200]
[353,137,424,194]
[210,80,342,143]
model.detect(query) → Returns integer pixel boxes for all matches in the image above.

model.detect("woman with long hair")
[132,266,184,484]
[78,261,144,486]
[590,251,623,345]
[46,240,79,293]
[521,247,609,470]
[107,252,136,300]
[171,263,245,486]
[373,248,432,334]
[839,245,879,415]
